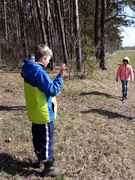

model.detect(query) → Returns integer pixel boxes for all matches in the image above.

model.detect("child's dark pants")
[32,121,54,163]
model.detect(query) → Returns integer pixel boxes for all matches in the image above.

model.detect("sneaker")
[32,159,44,168]
[42,166,65,177]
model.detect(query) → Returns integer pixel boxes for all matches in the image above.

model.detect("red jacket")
[116,64,134,81]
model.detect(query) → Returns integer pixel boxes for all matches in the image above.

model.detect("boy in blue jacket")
[21,44,65,177]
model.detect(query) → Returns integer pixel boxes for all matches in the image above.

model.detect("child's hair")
[28,54,35,59]
[35,44,53,61]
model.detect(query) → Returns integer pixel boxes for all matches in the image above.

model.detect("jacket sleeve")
[36,69,63,96]
[130,66,134,81]
[116,66,121,81]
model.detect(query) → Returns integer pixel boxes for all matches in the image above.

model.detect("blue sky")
[121,7,135,47]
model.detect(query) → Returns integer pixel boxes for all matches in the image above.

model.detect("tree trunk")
[45,0,54,70]
[73,0,82,72]
[94,0,100,59]
[0,41,2,67]
[35,0,47,44]
[99,0,106,70]
[69,1,74,60]
[17,0,28,57]
[4,0,8,41]
[56,0,68,65]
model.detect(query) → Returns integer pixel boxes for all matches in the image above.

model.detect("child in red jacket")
[116,57,134,101]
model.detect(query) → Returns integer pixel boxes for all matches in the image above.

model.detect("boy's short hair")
[35,44,53,61]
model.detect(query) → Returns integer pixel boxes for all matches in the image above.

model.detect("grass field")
[0,50,135,180]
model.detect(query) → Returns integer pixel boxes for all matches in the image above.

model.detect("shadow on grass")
[81,108,132,120]
[0,106,26,111]
[0,153,41,178]
[80,91,120,99]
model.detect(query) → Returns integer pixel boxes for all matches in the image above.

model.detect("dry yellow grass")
[0,50,135,180]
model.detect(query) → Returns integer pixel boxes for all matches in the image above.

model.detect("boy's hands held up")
[59,63,66,76]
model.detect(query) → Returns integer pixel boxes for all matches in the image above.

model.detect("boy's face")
[30,57,35,62]
[42,56,51,67]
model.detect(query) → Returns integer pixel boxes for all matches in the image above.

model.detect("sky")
[121,7,135,47]
[121,26,135,47]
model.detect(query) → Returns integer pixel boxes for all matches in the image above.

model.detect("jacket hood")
[123,57,130,64]
[21,59,45,85]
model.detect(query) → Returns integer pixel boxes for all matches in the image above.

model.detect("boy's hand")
[59,63,66,76]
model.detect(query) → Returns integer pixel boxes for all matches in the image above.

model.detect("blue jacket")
[21,59,63,124]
